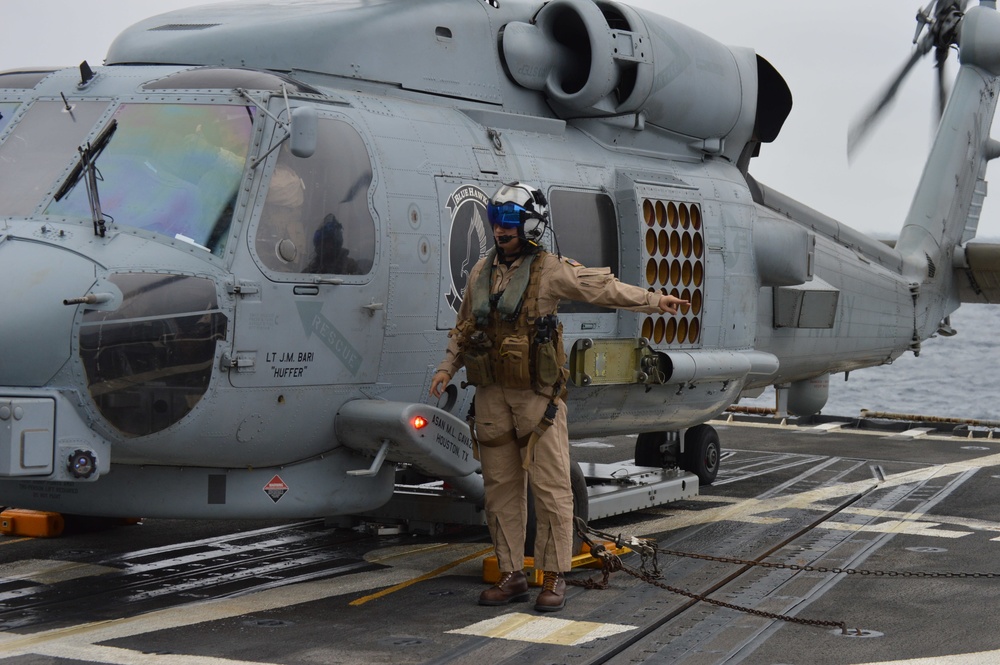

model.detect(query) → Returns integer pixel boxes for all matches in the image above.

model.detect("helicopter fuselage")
[1,0,996,519]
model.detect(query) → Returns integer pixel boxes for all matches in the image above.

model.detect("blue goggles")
[487,201,529,229]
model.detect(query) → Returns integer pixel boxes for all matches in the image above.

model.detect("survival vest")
[456,248,567,392]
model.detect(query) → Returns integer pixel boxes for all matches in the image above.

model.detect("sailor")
[430,182,686,612]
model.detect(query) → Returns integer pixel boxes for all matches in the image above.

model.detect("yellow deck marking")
[3,444,1000,661]
[0,538,30,546]
[349,545,493,606]
[849,650,1000,665]
[684,495,1000,539]
[0,559,117,585]
[0,565,417,656]
[627,451,1000,539]
[364,542,457,563]
[822,520,971,538]
[820,504,1000,535]
[31,642,268,664]
[448,612,636,646]
[0,541,491,658]
[480,612,537,638]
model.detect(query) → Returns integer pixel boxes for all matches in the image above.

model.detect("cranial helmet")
[314,213,344,248]
[487,182,549,245]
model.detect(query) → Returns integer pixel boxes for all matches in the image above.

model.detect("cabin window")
[79,273,227,438]
[0,101,109,216]
[254,117,376,276]
[0,102,18,135]
[548,189,620,314]
[44,103,254,256]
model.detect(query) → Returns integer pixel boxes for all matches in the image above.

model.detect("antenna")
[79,61,95,86]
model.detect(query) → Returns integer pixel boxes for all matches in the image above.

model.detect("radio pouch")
[463,349,494,387]
[497,335,532,390]
[535,340,562,387]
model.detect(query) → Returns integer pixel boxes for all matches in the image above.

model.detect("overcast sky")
[3,0,999,240]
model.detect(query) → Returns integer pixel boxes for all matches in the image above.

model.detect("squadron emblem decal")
[445,185,492,312]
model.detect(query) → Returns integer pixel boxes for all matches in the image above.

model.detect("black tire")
[525,460,589,556]
[681,424,720,485]
[634,431,669,467]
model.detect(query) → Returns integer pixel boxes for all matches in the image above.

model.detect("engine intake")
[501,0,745,138]
[500,0,791,161]
[500,0,630,112]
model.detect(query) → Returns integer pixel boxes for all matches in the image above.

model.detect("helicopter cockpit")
[0,65,382,457]
[0,102,250,256]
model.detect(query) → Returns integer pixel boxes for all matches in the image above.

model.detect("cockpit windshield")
[0,101,110,216]
[40,103,255,256]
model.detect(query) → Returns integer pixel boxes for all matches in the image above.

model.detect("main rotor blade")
[935,46,949,121]
[848,40,931,158]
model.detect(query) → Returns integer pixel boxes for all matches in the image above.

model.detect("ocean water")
[742,304,1000,422]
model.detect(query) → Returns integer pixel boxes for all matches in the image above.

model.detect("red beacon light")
[411,415,428,430]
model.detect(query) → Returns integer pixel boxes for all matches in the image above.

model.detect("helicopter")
[1,0,999,527]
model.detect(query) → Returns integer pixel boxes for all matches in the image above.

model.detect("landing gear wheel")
[634,431,669,467]
[525,460,589,556]
[681,424,720,486]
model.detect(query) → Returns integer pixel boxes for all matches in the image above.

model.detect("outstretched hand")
[658,294,688,315]
[429,370,451,398]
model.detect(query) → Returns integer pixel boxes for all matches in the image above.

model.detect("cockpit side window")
[549,189,621,314]
[44,103,254,256]
[254,117,376,276]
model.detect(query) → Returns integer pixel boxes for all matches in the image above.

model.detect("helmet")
[313,213,344,248]
[487,182,549,244]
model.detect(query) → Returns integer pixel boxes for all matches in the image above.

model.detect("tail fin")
[896,4,1000,339]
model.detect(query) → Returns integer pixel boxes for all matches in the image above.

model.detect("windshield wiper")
[53,119,118,237]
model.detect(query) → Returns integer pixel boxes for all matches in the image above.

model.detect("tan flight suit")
[437,249,662,573]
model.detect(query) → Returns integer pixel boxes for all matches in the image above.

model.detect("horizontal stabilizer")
[956,243,1000,304]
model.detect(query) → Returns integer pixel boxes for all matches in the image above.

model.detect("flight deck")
[0,414,998,665]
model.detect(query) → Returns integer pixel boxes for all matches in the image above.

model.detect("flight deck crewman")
[430,182,686,612]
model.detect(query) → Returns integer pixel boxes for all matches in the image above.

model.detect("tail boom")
[897,4,1000,336]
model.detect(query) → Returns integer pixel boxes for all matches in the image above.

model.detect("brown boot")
[534,571,566,612]
[479,570,529,606]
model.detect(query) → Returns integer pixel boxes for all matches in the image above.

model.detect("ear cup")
[522,215,545,241]
[531,188,548,209]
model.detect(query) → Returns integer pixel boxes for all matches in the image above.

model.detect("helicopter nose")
[0,237,97,386]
